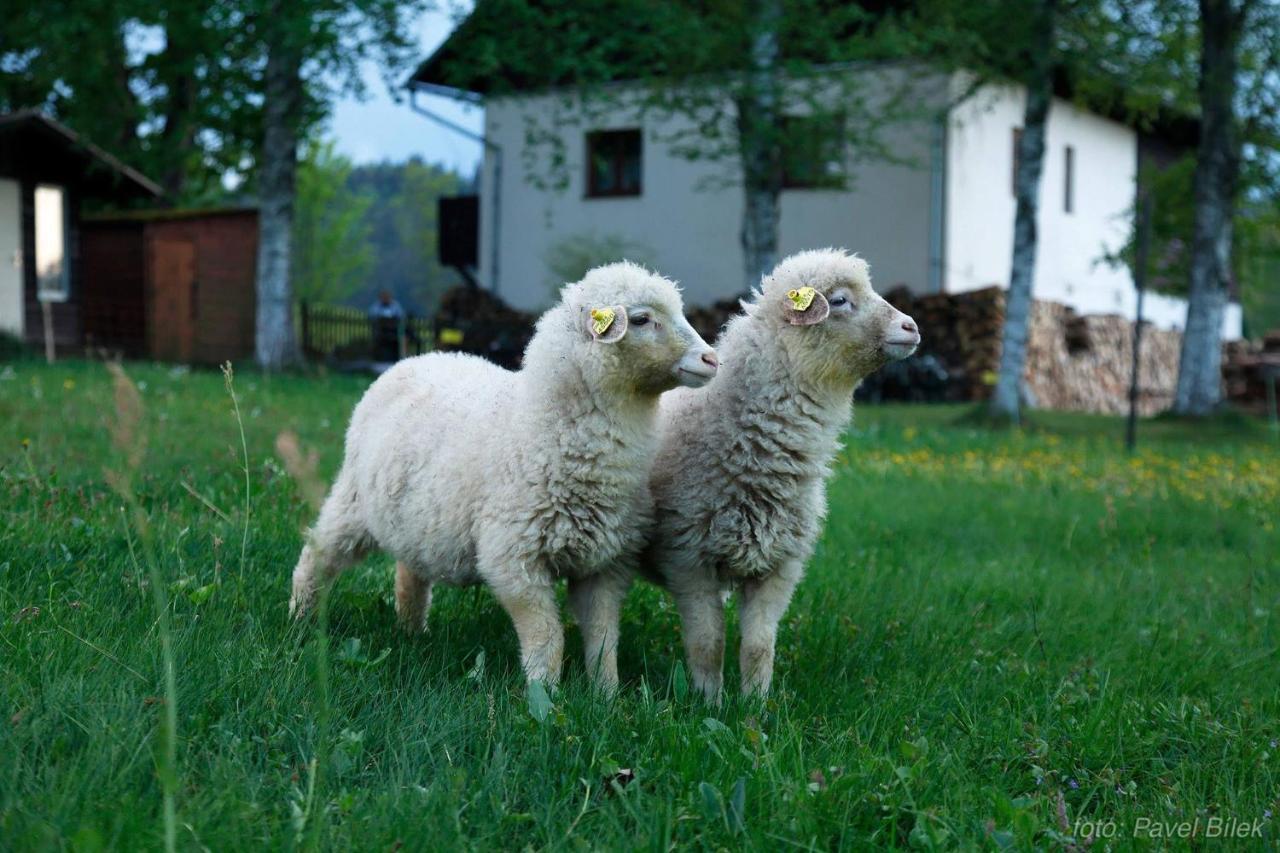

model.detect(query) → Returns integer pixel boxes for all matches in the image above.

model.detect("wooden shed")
[0,111,162,353]
[81,208,259,364]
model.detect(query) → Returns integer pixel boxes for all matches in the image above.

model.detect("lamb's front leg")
[492,572,565,686]
[737,562,802,696]
[670,573,727,703]
[568,569,631,695]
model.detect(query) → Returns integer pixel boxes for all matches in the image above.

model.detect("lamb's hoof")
[396,614,428,635]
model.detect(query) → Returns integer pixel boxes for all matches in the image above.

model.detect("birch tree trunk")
[736,0,782,294]
[990,0,1056,423]
[254,19,303,370]
[1173,0,1243,415]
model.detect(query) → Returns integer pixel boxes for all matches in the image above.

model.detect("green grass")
[1,359,1277,850]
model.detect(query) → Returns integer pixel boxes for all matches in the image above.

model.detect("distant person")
[369,289,404,363]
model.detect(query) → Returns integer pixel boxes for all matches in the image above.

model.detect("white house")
[410,60,1242,340]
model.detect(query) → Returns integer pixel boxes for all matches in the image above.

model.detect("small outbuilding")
[81,208,259,363]
[0,111,162,353]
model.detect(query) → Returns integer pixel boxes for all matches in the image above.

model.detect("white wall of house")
[475,71,1242,339]
[479,70,944,312]
[944,77,1241,339]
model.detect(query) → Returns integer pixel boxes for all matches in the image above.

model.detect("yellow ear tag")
[590,307,616,336]
[787,287,817,311]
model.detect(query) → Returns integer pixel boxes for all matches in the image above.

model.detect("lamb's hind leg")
[289,478,371,617]
[395,561,433,634]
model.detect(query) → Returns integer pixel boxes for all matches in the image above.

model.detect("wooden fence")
[298,301,432,364]
[298,300,535,370]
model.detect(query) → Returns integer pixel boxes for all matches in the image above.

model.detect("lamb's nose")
[701,351,719,370]
[901,318,918,334]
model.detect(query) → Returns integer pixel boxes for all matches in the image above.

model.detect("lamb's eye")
[829,295,850,307]
[630,314,650,326]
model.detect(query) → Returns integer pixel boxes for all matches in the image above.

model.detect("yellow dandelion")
[63,379,75,390]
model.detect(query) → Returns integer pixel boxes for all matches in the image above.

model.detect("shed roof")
[0,111,163,200]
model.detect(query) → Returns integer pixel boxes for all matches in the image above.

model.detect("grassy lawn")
[1,359,1277,850]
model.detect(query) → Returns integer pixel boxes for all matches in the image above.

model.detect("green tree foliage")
[1,0,258,201]
[2,0,430,206]
[348,158,466,314]
[1236,202,1280,337]
[292,140,374,304]
[543,233,657,305]
[244,0,429,368]
[1112,1,1280,345]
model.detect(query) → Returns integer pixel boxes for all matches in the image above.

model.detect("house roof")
[409,0,678,96]
[0,111,163,200]
[409,2,1198,146]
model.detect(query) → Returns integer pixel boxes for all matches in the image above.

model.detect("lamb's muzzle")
[674,333,719,388]
[882,310,921,360]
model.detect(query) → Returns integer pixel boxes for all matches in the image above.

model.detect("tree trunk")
[254,24,303,371]
[990,0,1056,423]
[736,0,782,294]
[159,70,198,200]
[1173,0,1243,415]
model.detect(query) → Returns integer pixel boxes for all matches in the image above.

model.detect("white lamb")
[643,248,919,700]
[290,262,719,691]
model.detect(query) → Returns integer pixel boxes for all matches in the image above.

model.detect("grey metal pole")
[1127,190,1153,453]
[1266,367,1279,441]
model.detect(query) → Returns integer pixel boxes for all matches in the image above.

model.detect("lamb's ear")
[587,305,628,343]
[782,287,830,326]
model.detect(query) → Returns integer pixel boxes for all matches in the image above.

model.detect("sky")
[326,5,484,176]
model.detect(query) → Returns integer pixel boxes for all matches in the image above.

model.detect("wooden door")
[149,238,196,362]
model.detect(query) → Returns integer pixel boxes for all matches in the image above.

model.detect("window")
[1063,145,1075,213]
[586,130,642,197]
[1011,128,1023,196]
[35,184,69,301]
[782,114,846,189]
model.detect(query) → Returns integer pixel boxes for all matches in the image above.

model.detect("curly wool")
[643,248,915,699]
[290,262,705,688]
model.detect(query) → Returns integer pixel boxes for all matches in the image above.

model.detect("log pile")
[1023,304,1181,415]
[686,295,749,344]
[1223,330,1280,413]
[434,285,535,369]
[432,280,1267,418]
[883,285,1006,401]
[883,285,1184,414]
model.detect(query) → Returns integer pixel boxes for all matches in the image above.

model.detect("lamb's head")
[756,248,919,385]
[555,261,718,395]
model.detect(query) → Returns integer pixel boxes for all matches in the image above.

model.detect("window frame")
[34,183,70,303]
[584,129,643,199]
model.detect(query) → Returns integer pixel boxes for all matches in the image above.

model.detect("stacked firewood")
[431,280,1266,417]
[1223,330,1280,413]
[686,295,749,344]
[437,285,534,326]
[883,285,1189,414]
[434,285,536,369]
[883,285,1006,400]
[1023,303,1182,416]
